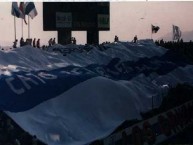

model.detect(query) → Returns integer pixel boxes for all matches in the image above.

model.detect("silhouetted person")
[73,37,76,44]
[114,35,119,42]
[25,39,30,45]
[52,38,56,45]
[13,39,18,48]
[33,38,36,47]
[48,38,52,46]
[133,35,138,43]
[20,37,24,47]
[42,45,45,50]
[36,39,40,48]
[180,38,183,43]
[160,39,164,46]
[26,38,32,45]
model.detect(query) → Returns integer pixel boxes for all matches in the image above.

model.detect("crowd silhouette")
[155,39,193,61]
[12,37,58,49]
[0,111,46,145]
[8,36,193,63]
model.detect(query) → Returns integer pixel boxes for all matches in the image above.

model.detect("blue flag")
[25,2,38,19]
[11,2,24,18]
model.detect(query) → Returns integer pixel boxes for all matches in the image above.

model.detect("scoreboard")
[43,2,110,31]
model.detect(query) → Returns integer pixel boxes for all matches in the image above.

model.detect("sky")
[0,1,193,46]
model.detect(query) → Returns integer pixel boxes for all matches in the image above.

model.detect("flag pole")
[172,25,174,42]
[28,15,30,38]
[151,24,152,40]
[14,16,16,41]
[22,19,23,38]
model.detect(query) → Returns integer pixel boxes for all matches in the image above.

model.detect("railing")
[103,99,193,145]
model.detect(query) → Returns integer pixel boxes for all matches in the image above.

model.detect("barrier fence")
[103,99,193,145]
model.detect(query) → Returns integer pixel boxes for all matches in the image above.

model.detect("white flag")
[173,25,181,40]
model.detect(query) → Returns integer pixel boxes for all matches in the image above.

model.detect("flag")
[11,2,24,18]
[25,2,38,19]
[2,41,193,145]
[152,24,160,33]
[19,2,27,24]
[173,25,182,40]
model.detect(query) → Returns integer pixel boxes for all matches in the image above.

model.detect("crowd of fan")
[11,34,193,52]
[0,111,46,145]
[12,36,78,49]
[155,39,193,61]
[12,35,139,49]
[11,36,193,61]
[12,37,57,49]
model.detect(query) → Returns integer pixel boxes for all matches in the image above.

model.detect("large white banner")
[56,12,72,28]
[4,40,193,145]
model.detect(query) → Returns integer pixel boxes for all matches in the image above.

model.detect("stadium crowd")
[154,39,193,62]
